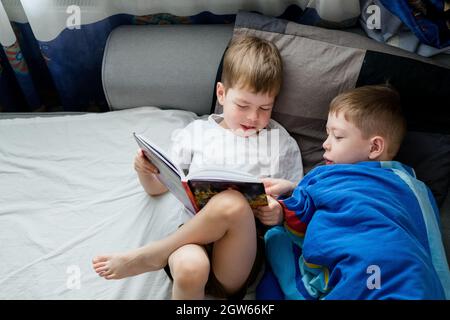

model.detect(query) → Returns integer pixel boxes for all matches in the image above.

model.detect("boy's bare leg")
[168,244,210,299]
[210,200,256,295]
[168,201,256,299]
[92,189,256,288]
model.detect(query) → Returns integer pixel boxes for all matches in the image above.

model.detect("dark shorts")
[164,221,267,300]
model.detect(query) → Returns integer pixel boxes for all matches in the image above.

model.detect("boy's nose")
[322,138,330,150]
[247,111,258,123]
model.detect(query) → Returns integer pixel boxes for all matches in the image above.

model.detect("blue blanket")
[260,161,450,300]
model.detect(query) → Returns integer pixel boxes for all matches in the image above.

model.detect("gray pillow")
[103,24,233,115]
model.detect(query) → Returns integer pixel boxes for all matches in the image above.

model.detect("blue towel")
[262,161,450,299]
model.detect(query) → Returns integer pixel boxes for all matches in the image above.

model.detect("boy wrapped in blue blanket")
[257,85,450,299]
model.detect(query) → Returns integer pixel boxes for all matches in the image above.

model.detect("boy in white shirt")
[92,35,303,299]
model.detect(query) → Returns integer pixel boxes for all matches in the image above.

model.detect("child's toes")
[93,262,107,270]
[103,269,114,277]
[95,266,109,274]
[92,255,109,264]
[105,274,116,280]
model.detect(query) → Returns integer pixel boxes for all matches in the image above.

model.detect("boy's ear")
[368,136,386,160]
[216,82,226,105]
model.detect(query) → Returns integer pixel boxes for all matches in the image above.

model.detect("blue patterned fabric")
[2,8,304,112]
[379,0,450,49]
[0,48,26,112]
[261,161,450,299]
[2,11,237,112]
[10,22,59,111]
[37,12,238,112]
[1,4,353,113]
[2,40,41,110]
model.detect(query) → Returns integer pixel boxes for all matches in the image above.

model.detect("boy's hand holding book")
[134,148,159,175]
[255,178,298,226]
[254,195,283,226]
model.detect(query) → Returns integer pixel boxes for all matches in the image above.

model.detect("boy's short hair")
[221,35,283,96]
[329,84,407,157]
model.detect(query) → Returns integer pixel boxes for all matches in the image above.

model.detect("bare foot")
[92,246,167,280]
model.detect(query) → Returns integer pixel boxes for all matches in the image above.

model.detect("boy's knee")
[171,254,210,289]
[212,189,252,221]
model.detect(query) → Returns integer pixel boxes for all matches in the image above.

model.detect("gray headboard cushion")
[102,24,233,115]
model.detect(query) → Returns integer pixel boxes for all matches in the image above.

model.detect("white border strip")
[0,1,17,46]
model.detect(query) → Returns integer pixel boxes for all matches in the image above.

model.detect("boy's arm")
[134,149,168,196]
[261,177,313,235]
[261,178,296,197]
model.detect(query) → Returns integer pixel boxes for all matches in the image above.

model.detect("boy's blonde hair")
[221,35,283,96]
[329,84,407,158]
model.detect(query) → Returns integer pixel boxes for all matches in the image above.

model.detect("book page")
[187,179,268,210]
[186,167,267,210]
[134,133,196,214]
[187,167,260,183]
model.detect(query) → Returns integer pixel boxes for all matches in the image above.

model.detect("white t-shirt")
[170,114,303,184]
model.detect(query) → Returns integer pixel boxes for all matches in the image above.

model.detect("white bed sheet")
[0,107,204,299]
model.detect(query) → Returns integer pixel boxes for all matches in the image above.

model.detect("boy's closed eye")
[329,129,344,140]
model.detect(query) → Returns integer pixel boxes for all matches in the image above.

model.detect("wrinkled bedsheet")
[0,107,203,299]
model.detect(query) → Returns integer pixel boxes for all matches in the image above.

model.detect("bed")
[0,24,232,299]
[1,13,449,300]
[0,107,201,299]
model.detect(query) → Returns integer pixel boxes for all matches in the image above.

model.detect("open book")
[133,133,268,216]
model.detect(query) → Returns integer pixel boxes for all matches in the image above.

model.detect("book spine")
[182,181,200,213]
